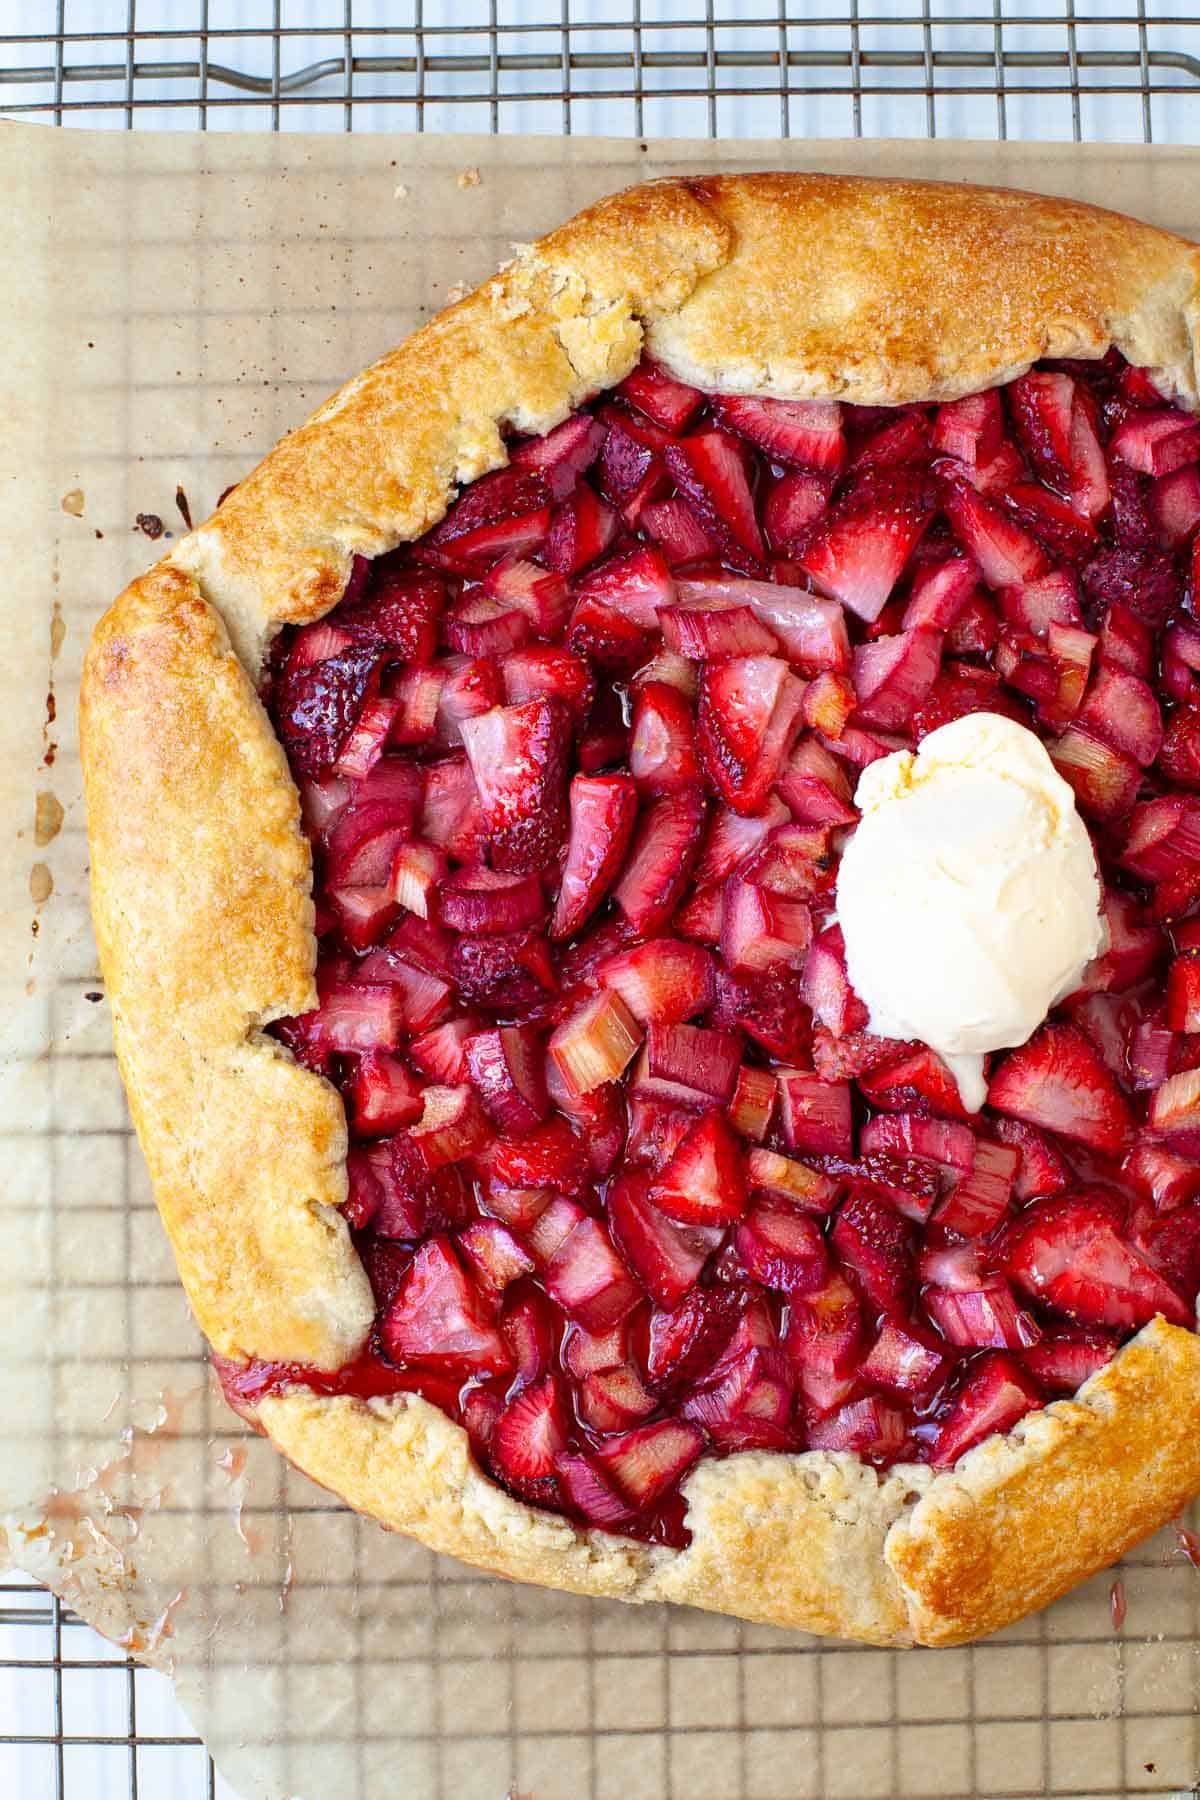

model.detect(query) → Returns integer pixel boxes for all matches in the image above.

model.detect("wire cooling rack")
[3,7,1200,1800]
[0,3,1197,140]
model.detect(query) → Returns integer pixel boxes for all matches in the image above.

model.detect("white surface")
[0,0,1197,141]
[0,1572,241,1800]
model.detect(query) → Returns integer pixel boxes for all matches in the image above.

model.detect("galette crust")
[257,1317,1200,1648]
[81,173,1200,1645]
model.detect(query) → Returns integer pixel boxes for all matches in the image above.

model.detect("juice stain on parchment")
[13,1387,207,1673]
[28,600,65,950]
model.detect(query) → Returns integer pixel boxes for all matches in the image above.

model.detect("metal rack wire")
[0,6,1197,141]
[3,6,1200,1800]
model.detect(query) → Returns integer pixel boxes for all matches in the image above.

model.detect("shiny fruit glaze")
[237,349,1200,1548]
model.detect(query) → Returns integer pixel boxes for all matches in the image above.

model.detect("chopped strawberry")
[664,430,766,570]
[853,411,932,471]
[831,1187,915,1315]
[715,394,845,473]
[629,680,700,794]
[613,786,708,934]
[274,642,385,777]
[650,1108,748,1226]
[942,473,1051,588]
[510,410,605,494]
[457,1219,536,1307]
[549,771,638,942]
[929,1354,1043,1468]
[734,1196,828,1293]
[566,594,655,670]
[421,467,550,573]
[776,737,857,827]
[798,468,932,622]
[1004,1189,1190,1329]
[381,1237,511,1373]
[858,1047,970,1122]
[1076,665,1163,768]
[762,472,831,553]
[449,930,557,1013]
[543,483,619,575]
[460,698,570,873]
[350,1051,424,1135]
[1160,710,1200,790]
[607,1171,713,1308]
[338,566,446,661]
[1083,545,1180,624]
[640,496,720,568]
[1110,408,1200,477]
[1149,1068,1200,1147]
[616,359,704,433]
[500,644,594,719]
[1008,370,1075,487]
[485,1116,588,1196]
[697,654,806,815]
[492,1375,568,1485]
[578,1362,658,1433]
[575,543,676,630]
[1021,1332,1118,1394]
[711,963,811,1062]
[989,1023,1132,1156]
[782,1270,861,1412]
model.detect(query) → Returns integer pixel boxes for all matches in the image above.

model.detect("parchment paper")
[4,121,1200,1800]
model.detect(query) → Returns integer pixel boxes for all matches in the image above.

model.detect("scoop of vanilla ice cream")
[835,712,1106,1111]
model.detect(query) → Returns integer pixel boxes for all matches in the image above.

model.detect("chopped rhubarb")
[929,1354,1043,1469]
[598,938,717,1024]
[549,990,643,1097]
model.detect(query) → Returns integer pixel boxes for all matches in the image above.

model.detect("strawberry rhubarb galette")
[82,175,1200,1647]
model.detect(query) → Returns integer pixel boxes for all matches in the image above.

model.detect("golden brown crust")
[81,566,373,1368]
[887,1317,1200,1645]
[81,172,1200,1644]
[646,173,1200,410]
[256,1320,1200,1647]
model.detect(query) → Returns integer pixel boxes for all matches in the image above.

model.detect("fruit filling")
[234,349,1200,1546]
